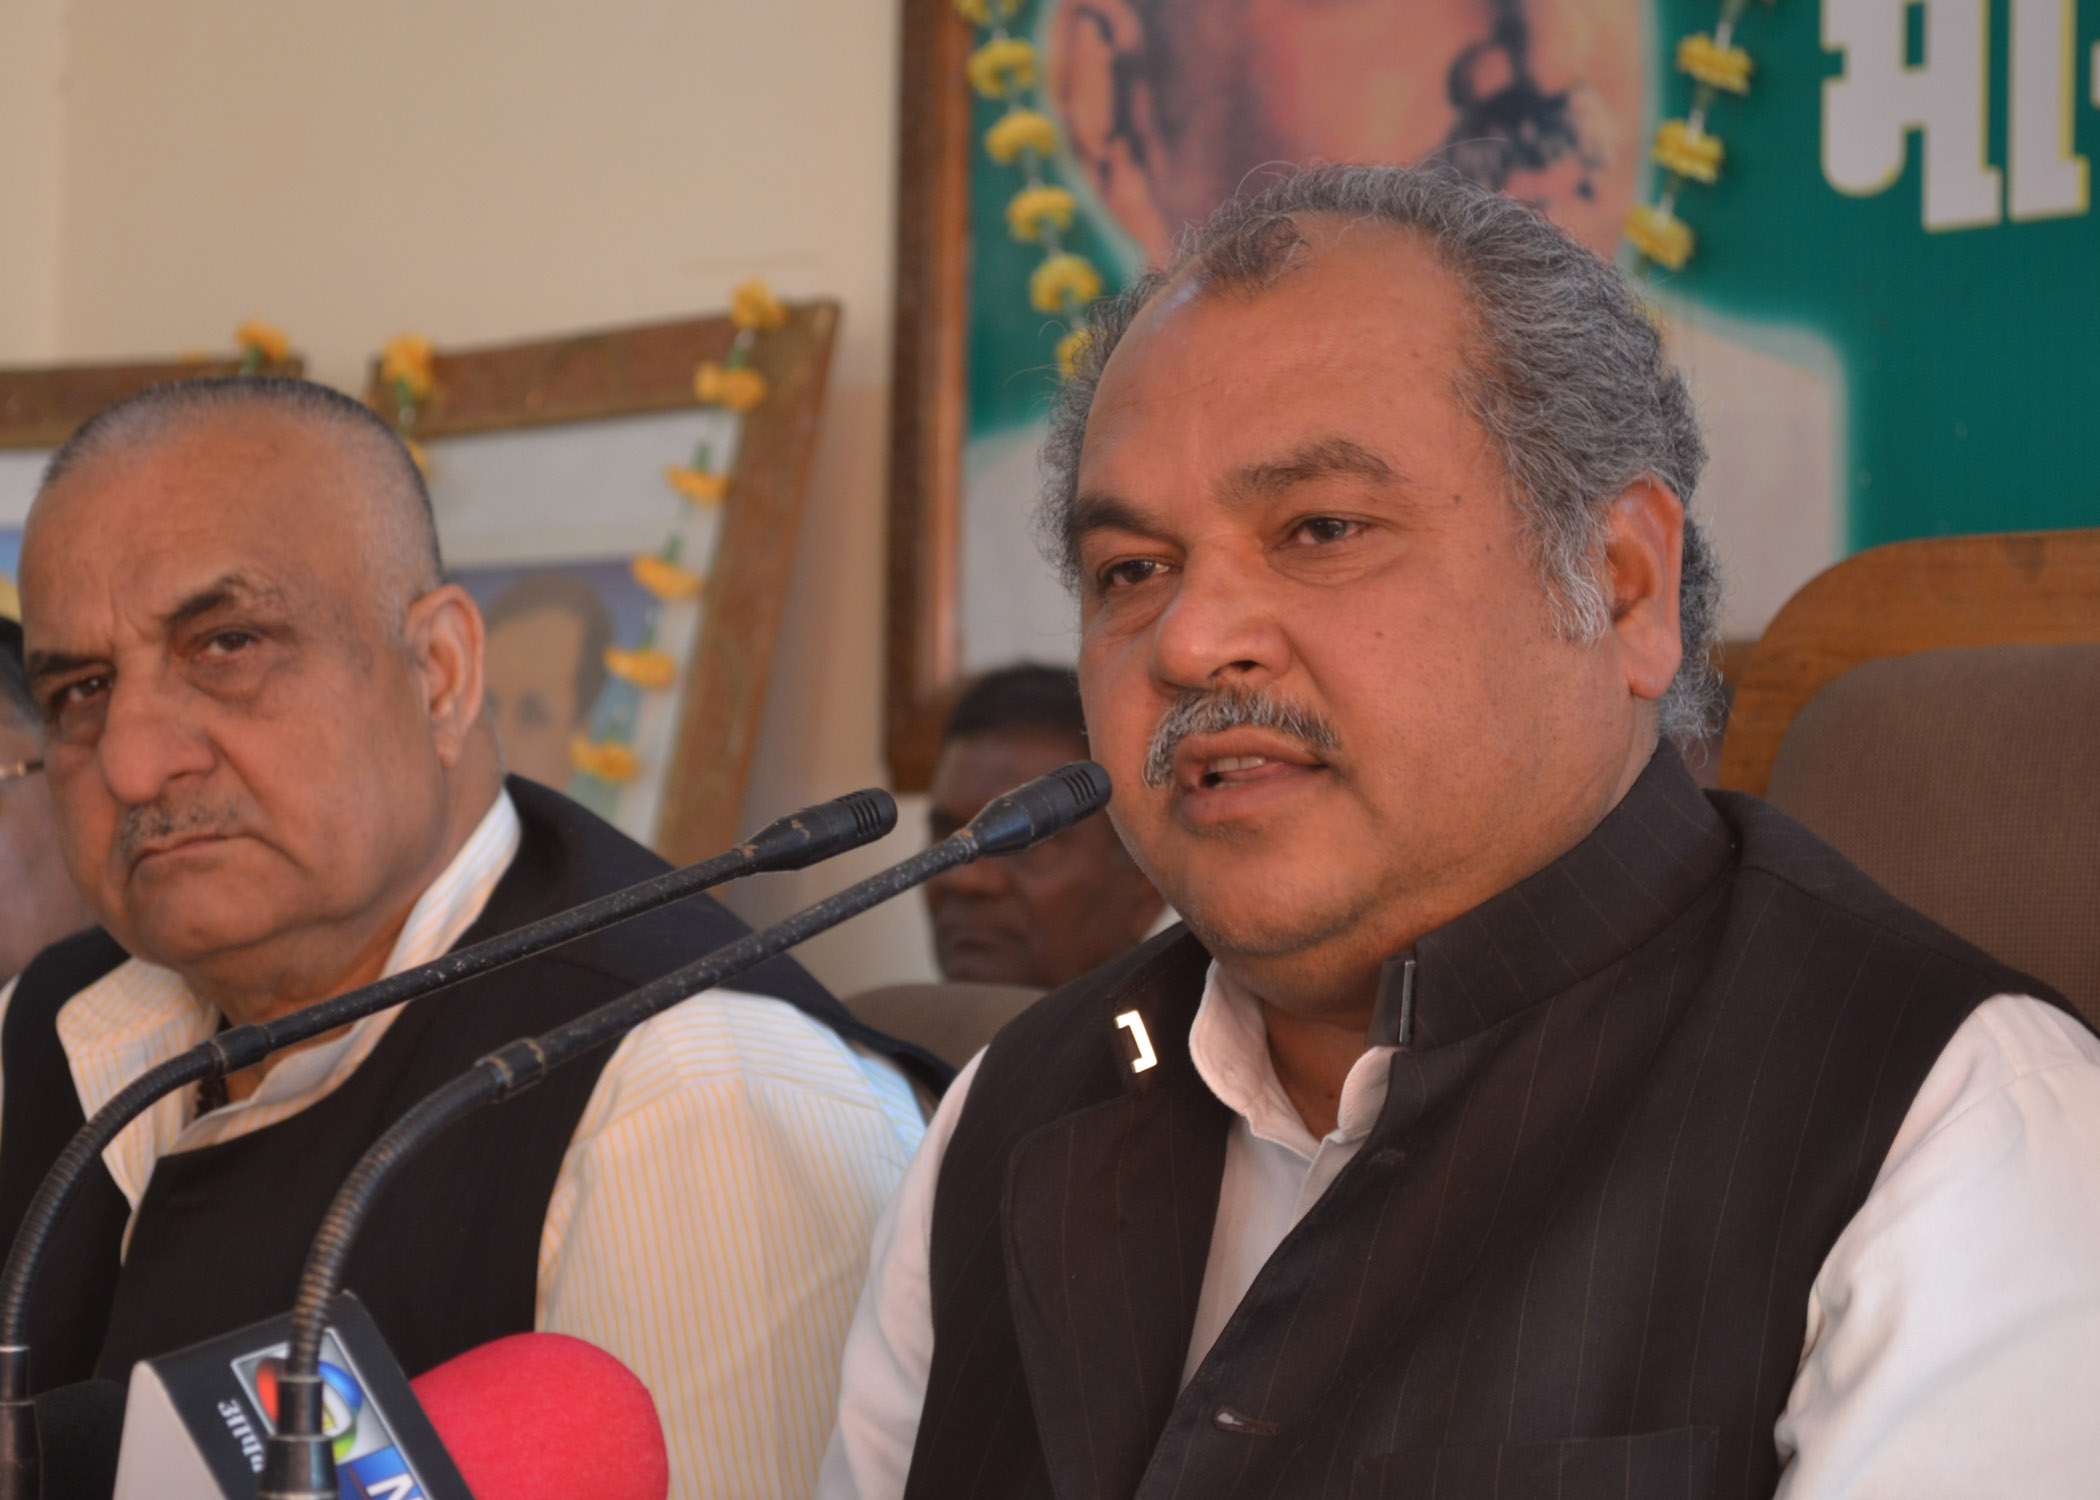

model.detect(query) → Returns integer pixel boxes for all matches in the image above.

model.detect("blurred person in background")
[0,616,97,986]
[925,664,1164,989]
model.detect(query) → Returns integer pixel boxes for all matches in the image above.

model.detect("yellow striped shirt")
[1,790,923,1498]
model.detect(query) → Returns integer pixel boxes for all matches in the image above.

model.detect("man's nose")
[1150,547,1293,690]
[94,670,216,807]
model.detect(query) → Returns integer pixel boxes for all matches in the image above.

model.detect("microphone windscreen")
[36,1378,126,1500]
[409,1333,667,1500]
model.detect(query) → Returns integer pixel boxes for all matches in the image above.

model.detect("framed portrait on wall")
[367,303,838,864]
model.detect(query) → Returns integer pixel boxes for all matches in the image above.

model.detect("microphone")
[259,761,1113,1498]
[410,1335,665,1500]
[109,1301,663,1500]
[0,788,897,1500]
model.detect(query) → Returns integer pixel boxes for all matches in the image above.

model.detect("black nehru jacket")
[0,776,947,1390]
[904,746,2072,1500]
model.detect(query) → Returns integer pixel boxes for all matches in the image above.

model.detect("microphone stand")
[258,762,1111,1500]
[0,788,898,1500]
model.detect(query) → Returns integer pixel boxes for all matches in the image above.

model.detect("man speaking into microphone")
[823,167,2100,1499]
[1,376,929,1499]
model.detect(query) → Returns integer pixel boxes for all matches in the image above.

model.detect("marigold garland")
[1625,0,1772,271]
[730,280,789,333]
[956,0,1103,380]
[984,108,1057,166]
[604,646,679,691]
[632,553,705,601]
[1007,184,1078,242]
[663,466,730,506]
[693,363,769,413]
[573,282,784,793]
[235,321,290,369]
[569,735,640,784]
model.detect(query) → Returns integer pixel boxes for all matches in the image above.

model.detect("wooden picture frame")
[0,354,306,451]
[367,303,838,865]
[887,0,978,792]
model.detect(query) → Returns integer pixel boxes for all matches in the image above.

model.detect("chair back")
[1762,642,2100,1025]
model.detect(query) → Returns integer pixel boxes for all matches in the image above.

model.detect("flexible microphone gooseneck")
[257,761,1112,1500]
[0,787,897,1500]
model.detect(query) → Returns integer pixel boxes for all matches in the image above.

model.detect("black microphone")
[257,761,1113,1499]
[0,788,897,1500]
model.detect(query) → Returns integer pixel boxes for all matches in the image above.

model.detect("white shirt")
[0,791,926,1500]
[818,964,2100,1500]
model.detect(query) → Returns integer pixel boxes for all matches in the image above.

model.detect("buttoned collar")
[1403,742,1736,1052]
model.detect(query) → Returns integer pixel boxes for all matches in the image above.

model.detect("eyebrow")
[1226,437,1401,500]
[24,572,292,685]
[1066,436,1409,555]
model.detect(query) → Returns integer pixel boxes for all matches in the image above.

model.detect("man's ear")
[1603,479,1686,706]
[403,584,487,769]
[1047,0,1176,264]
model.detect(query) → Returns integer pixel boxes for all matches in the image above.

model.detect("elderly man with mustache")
[3,376,938,1499]
[820,166,2100,1500]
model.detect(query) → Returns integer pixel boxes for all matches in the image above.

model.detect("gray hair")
[40,375,443,623]
[1040,163,1725,746]
[0,619,35,730]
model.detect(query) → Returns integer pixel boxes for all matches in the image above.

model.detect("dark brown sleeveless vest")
[906,748,2064,1500]
[0,777,943,1390]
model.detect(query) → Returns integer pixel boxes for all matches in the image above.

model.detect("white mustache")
[1140,687,1340,789]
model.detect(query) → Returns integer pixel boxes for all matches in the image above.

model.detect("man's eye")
[1099,558,1164,590]
[47,675,110,717]
[202,630,257,655]
[1296,516,1355,545]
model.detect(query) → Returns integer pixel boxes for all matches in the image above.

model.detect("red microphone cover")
[410,1332,669,1500]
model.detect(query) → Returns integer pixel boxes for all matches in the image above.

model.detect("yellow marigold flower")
[1624,204,1695,270]
[954,0,1021,23]
[236,321,290,364]
[604,646,678,691]
[381,333,436,400]
[692,363,769,412]
[663,465,730,505]
[1029,253,1103,315]
[730,280,789,333]
[1054,326,1094,379]
[1677,34,1752,93]
[966,37,1038,99]
[1007,185,1077,243]
[570,735,641,784]
[632,553,705,602]
[985,108,1057,165]
[1652,120,1725,183]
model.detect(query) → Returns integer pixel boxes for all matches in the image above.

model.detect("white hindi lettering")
[1823,0,2091,227]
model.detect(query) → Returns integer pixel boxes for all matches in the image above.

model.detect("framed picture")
[1,352,306,619]
[367,302,838,863]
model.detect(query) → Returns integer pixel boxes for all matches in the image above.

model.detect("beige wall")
[5,0,941,992]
